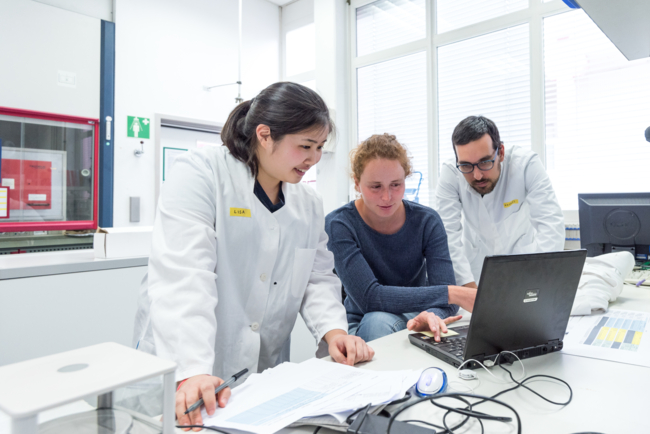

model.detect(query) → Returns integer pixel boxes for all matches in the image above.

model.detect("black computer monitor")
[578,193,650,260]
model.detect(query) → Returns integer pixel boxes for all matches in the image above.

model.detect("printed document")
[201,358,421,434]
[563,308,650,367]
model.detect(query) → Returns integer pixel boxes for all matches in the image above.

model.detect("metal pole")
[162,372,176,434]
[238,0,242,102]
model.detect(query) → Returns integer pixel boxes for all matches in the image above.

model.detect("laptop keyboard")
[431,336,467,359]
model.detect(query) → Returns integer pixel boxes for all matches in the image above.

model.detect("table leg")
[97,391,113,409]
[11,415,37,434]
[162,372,175,434]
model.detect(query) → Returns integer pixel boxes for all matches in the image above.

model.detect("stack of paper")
[201,358,422,434]
[288,407,386,432]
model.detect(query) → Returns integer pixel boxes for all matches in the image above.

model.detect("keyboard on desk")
[432,336,467,360]
[626,269,650,286]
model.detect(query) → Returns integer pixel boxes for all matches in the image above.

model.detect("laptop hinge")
[469,354,486,360]
[548,339,560,346]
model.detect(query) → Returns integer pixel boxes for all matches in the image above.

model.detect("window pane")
[0,115,95,224]
[299,80,316,91]
[286,23,315,77]
[438,24,531,171]
[436,0,528,34]
[357,51,429,205]
[356,0,426,57]
[544,11,650,210]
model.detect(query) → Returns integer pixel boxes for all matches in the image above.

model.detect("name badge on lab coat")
[503,199,519,208]
[230,207,251,218]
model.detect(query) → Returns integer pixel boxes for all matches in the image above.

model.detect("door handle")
[106,116,112,141]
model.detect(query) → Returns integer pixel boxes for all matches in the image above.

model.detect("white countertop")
[283,284,650,433]
[0,250,148,280]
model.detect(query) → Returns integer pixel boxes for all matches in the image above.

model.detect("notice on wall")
[127,116,151,139]
[0,187,9,218]
[2,179,14,190]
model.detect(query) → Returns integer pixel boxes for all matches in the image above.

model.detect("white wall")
[281,0,314,81]
[113,0,281,227]
[315,0,352,215]
[32,0,113,21]
[0,0,100,118]
[0,266,147,366]
[282,0,313,26]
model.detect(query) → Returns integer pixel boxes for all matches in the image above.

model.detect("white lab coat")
[435,146,565,286]
[133,146,347,382]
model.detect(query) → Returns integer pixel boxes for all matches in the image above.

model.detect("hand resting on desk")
[175,330,374,430]
[324,328,375,366]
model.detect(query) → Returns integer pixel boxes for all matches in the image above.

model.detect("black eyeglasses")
[456,149,499,174]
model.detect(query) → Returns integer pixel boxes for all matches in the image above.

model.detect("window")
[437,24,531,169]
[357,52,429,204]
[0,107,98,253]
[436,0,528,34]
[0,110,97,228]
[356,0,426,56]
[544,11,650,209]
[351,0,650,211]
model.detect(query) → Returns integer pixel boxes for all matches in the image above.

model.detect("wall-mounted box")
[94,226,153,259]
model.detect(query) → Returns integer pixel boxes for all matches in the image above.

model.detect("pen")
[637,279,646,287]
[184,368,248,415]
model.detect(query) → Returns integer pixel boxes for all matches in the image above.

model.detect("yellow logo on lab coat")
[503,199,519,208]
[230,207,251,217]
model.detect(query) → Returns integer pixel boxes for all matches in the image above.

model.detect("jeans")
[348,311,419,342]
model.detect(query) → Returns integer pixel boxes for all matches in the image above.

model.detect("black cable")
[432,399,512,422]
[387,390,412,406]
[175,425,230,433]
[442,403,484,434]
[418,396,474,433]
[386,350,573,434]
[345,405,367,425]
[386,393,521,434]
[312,426,322,434]
[345,392,413,425]
[354,404,372,434]
[400,419,442,430]
[496,357,573,405]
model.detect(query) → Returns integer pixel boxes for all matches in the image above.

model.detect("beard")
[470,177,498,195]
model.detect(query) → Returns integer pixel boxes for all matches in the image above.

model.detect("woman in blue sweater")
[325,133,477,342]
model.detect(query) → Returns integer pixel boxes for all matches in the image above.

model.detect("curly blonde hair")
[350,133,413,187]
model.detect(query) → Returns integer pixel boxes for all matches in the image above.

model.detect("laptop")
[409,250,587,369]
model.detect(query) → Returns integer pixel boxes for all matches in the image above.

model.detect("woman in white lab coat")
[133,82,374,429]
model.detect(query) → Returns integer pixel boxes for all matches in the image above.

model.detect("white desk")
[2,285,647,433]
[0,250,147,280]
[283,284,650,434]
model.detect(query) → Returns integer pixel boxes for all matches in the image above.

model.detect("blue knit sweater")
[325,200,459,324]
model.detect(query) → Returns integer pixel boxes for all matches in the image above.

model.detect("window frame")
[0,106,99,232]
[348,0,570,206]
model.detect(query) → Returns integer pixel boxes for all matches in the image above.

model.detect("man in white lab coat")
[435,116,565,288]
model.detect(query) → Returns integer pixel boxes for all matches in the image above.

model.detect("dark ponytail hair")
[221,82,334,176]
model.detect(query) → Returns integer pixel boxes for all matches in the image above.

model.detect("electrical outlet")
[58,71,77,88]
